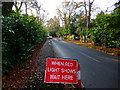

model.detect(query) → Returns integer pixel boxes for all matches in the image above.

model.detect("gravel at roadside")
[22,40,65,89]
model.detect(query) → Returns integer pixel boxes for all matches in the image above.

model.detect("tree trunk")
[84,0,94,42]
[25,2,27,14]
[2,2,14,16]
[64,13,67,29]
[88,0,94,29]
[14,2,23,12]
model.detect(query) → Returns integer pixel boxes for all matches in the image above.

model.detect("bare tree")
[47,16,60,31]
[26,0,48,22]
[24,2,28,14]
[73,0,95,42]
[11,0,47,21]
[86,0,95,29]
[14,0,23,12]
[56,8,64,26]
[74,0,95,29]
[56,0,77,29]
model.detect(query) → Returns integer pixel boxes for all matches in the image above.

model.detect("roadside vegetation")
[63,40,120,56]
[1,0,120,89]
[2,0,120,78]
[47,1,120,49]
[2,11,47,75]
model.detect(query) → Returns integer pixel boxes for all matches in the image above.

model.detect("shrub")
[2,12,47,75]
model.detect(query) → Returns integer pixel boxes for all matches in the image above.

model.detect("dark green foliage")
[91,10,120,48]
[89,1,120,48]
[49,31,57,37]
[2,12,47,75]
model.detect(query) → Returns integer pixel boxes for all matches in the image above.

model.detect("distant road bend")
[51,39,119,88]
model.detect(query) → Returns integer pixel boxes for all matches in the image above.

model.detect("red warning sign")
[44,58,78,84]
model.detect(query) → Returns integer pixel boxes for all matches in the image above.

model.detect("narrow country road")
[51,39,119,88]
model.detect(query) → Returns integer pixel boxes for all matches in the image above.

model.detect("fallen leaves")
[2,43,44,89]
[64,39,120,56]
[2,41,68,89]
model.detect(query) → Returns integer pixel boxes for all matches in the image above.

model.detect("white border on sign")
[44,58,78,84]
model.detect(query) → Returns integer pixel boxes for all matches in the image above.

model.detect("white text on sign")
[48,68,76,73]
[50,75,73,80]
[44,58,78,83]
[51,61,73,67]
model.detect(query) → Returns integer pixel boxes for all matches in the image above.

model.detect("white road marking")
[61,41,68,43]
[96,56,119,62]
[78,51,100,62]
[65,44,100,62]
[53,40,100,62]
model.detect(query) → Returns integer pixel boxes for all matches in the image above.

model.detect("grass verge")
[64,39,120,56]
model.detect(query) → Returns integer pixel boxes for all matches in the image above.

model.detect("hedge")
[2,12,47,75]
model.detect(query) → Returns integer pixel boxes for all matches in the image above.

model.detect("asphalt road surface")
[50,39,119,88]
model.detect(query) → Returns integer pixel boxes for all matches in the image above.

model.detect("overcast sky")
[37,0,118,19]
